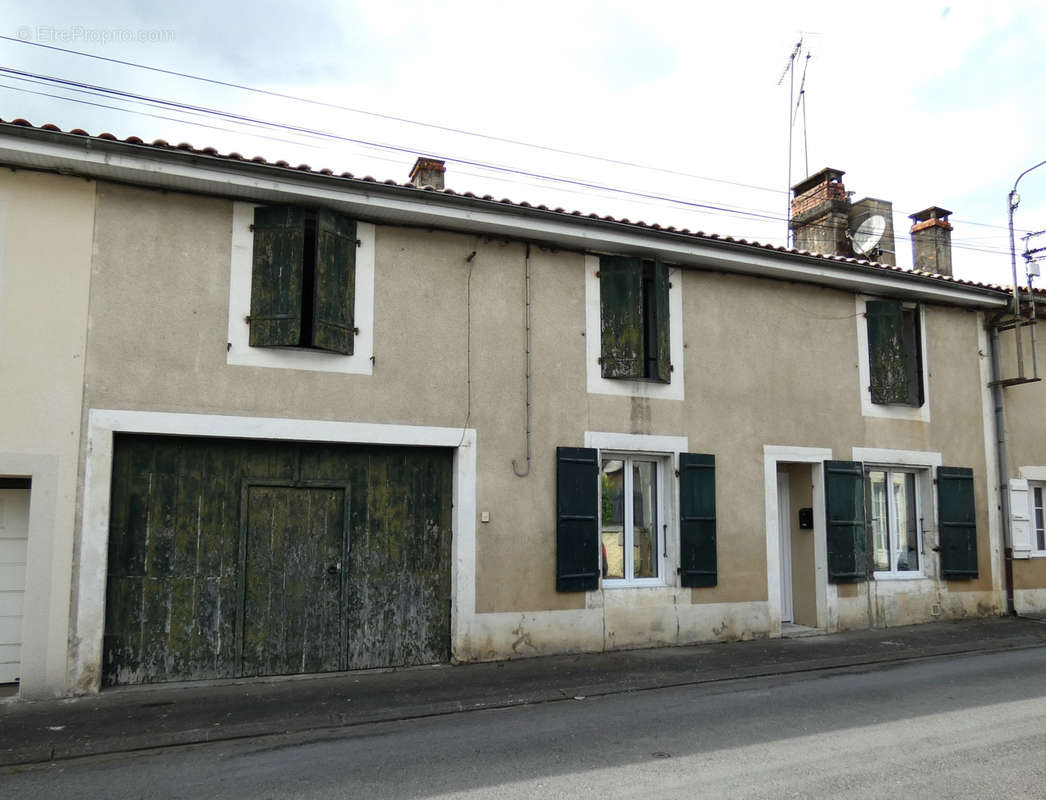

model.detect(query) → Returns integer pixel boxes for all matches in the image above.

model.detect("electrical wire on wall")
[458,249,476,448]
[512,243,532,477]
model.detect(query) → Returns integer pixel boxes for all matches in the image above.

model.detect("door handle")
[327,562,342,575]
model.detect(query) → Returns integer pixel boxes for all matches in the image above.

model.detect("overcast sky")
[2,0,1044,286]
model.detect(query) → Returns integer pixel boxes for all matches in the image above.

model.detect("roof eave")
[0,122,1011,310]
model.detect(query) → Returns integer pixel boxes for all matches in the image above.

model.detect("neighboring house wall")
[0,170,94,698]
[995,328,1046,614]
[59,178,1002,693]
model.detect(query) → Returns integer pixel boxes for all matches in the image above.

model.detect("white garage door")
[0,484,29,684]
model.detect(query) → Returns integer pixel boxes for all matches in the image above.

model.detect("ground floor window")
[1032,482,1045,553]
[600,454,662,584]
[866,466,923,575]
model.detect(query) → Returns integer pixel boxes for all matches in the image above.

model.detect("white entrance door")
[777,472,793,624]
[0,486,29,684]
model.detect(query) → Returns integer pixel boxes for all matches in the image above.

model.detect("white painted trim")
[1009,478,1032,558]
[851,447,942,469]
[226,204,375,374]
[72,408,476,694]
[762,445,832,635]
[1017,473,1046,557]
[777,472,793,623]
[584,431,688,454]
[584,254,685,400]
[585,431,687,590]
[855,296,931,422]
[0,133,1010,309]
[1018,466,1046,482]
[853,447,941,581]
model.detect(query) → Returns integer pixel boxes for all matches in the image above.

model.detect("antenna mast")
[778,38,812,247]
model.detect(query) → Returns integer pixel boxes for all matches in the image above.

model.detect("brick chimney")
[409,157,446,190]
[908,207,953,276]
[848,197,896,266]
[790,168,850,256]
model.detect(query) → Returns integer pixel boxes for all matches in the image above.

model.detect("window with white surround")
[851,447,941,580]
[599,453,665,585]
[227,202,375,375]
[854,296,930,422]
[866,466,924,575]
[1032,481,1045,554]
[584,255,685,400]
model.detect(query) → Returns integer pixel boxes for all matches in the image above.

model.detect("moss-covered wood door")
[103,435,452,686]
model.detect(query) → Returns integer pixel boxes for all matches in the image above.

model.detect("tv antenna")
[778,37,814,246]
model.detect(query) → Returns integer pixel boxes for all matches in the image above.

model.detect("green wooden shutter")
[679,453,716,587]
[653,259,672,383]
[312,210,357,355]
[902,305,924,406]
[556,447,599,592]
[599,256,644,379]
[866,300,920,406]
[938,466,978,579]
[824,460,867,582]
[250,206,305,347]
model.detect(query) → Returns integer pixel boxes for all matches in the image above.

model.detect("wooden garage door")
[103,435,452,686]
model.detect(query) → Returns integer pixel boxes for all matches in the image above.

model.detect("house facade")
[0,119,1040,699]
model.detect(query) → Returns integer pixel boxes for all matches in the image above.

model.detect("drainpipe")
[989,323,1015,614]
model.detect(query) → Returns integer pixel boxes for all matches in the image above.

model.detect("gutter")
[0,122,1013,310]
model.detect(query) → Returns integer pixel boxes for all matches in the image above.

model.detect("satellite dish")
[851,214,886,256]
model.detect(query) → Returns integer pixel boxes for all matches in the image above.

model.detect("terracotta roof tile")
[0,117,1033,297]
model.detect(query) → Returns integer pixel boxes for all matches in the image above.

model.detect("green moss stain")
[104,435,452,685]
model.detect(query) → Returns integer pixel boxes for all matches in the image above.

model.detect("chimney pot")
[908,206,953,276]
[409,157,446,190]
[790,167,850,256]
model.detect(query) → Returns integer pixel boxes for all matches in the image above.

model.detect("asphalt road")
[5,647,1046,799]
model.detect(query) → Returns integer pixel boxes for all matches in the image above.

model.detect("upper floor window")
[855,297,930,422]
[865,299,924,407]
[598,256,671,382]
[249,206,358,355]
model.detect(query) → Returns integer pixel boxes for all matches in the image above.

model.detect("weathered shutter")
[938,466,979,579]
[1009,478,1032,558]
[901,305,924,406]
[556,447,599,592]
[652,258,672,383]
[824,460,867,581]
[679,453,716,587]
[599,256,644,379]
[312,210,357,355]
[250,206,305,347]
[866,300,919,406]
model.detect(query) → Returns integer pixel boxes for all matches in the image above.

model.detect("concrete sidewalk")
[3,616,1045,768]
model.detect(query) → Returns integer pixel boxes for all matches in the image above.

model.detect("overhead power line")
[0,34,781,196]
[0,66,1019,257]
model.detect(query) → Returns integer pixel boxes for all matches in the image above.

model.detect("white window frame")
[226,202,375,375]
[852,447,940,581]
[854,295,931,422]
[584,254,685,400]
[1016,468,1046,558]
[585,432,687,590]
[598,452,667,588]
[865,465,926,579]
[1032,482,1046,555]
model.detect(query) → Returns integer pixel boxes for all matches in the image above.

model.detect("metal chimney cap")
[908,206,952,222]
